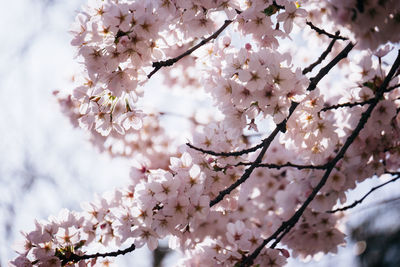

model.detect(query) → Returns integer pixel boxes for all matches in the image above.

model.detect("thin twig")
[235,161,328,170]
[209,126,281,207]
[306,21,348,40]
[349,195,400,214]
[240,50,400,266]
[59,243,136,265]
[147,20,233,79]
[320,99,374,112]
[186,141,266,157]
[386,83,400,92]
[302,32,339,75]
[321,95,400,113]
[308,42,355,91]
[329,172,400,213]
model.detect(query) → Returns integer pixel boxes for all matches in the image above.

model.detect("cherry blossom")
[11,0,400,266]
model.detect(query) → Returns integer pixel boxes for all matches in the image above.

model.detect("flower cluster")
[203,43,308,131]
[324,0,400,50]
[68,0,239,138]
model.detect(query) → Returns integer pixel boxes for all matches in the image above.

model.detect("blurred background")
[0,0,399,266]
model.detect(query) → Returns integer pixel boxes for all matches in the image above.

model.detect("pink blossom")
[277,2,307,34]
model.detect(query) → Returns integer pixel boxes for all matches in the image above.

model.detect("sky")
[0,0,136,265]
[0,0,399,266]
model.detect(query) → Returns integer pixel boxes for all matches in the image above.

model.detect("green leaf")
[263,5,278,16]
[74,240,86,250]
[363,81,376,91]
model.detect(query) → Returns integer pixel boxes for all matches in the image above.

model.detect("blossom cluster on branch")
[11,0,400,266]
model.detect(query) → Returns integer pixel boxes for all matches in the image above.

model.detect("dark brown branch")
[308,42,355,91]
[352,196,400,213]
[147,20,233,79]
[320,99,374,112]
[240,50,400,266]
[329,172,400,213]
[277,42,354,132]
[320,83,399,113]
[306,21,348,41]
[302,33,339,75]
[186,140,266,157]
[59,243,136,265]
[152,245,171,267]
[320,83,400,112]
[356,0,365,13]
[386,83,400,92]
[209,126,281,207]
[236,161,328,170]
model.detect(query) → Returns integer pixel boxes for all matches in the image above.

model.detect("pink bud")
[140,166,147,173]
[119,36,130,47]
[278,248,290,258]
[245,43,252,50]
[222,36,231,47]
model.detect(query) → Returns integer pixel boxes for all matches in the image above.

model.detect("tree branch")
[209,126,281,207]
[302,32,340,75]
[320,99,374,112]
[147,19,233,79]
[320,85,400,113]
[239,50,400,266]
[58,243,136,265]
[386,83,400,92]
[352,196,400,213]
[308,42,355,91]
[186,140,266,157]
[328,172,400,213]
[235,161,328,170]
[306,21,348,40]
